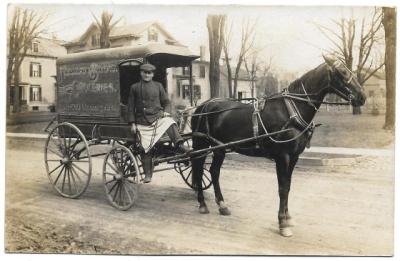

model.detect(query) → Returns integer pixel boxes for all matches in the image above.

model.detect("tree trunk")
[6,60,13,116]
[12,69,21,113]
[207,15,225,98]
[383,7,396,130]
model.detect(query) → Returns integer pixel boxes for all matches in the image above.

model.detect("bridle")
[265,63,356,108]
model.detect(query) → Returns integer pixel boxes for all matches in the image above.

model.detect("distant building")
[64,21,182,53]
[170,50,254,106]
[219,66,252,99]
[362,70,386,113]
[169,60,210,106]
[10,37,67,112]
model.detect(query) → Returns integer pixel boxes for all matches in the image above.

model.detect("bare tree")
[207,15,226,98]
[7,7,47,114]
[382,7,396,130]
[315,8,384,114]
[222,21,233,97]
[92,10,122,49]
[233,19,257,99]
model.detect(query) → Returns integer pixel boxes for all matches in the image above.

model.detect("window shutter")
[29,87,33,101]
[39,64,42,77]
[30,63,32,77]
[39,87,42,101]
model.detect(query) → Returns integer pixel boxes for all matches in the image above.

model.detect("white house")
[64,21,182,53]
[11,37,66,112]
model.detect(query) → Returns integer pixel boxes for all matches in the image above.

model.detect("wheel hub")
[115,173,123,180]
[61,157,70,164]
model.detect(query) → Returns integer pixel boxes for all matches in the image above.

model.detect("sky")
[8,3,383,76]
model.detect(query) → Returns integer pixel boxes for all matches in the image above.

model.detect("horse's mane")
[287,63,326,94]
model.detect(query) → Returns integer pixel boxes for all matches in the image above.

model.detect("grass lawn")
[6,111,394,149]
[311,111,394,148]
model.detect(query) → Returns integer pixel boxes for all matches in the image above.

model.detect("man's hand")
[163,112,171,118]
[131,124,137,134]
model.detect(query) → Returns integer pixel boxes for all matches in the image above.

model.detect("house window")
[182,85,190,99]
[30,85,42,102]
[182,67,190,76]
[91,33,100,46]
[199,65,205,78]
[194,85,201,100]
[32,42,39,52]
[369,90,375,97]
[148,28,158,42]
[30,63,41,77]
[238,91,246,100]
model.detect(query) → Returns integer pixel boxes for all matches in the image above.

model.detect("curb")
[6,132,391,167]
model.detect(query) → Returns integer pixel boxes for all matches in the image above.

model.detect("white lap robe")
[136,117,176,153]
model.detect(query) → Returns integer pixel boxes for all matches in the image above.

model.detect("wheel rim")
[103,145,140,210]
[175,154,212,191]
[45,122,92,198]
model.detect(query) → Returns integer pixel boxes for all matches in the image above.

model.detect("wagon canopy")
[57,43,199,67]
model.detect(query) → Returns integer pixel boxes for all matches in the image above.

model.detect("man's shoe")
[143,173,152,183]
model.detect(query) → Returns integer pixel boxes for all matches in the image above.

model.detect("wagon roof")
[57,43,199,66]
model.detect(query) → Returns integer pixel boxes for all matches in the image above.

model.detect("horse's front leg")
[275,153,298,237]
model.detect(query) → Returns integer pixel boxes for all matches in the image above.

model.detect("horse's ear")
[322,54,335,67]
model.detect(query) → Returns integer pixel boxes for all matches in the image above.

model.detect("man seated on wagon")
[127,63,190,183]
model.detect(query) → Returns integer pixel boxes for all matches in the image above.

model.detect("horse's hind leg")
[192,138,210,214]
[210,150,230,216]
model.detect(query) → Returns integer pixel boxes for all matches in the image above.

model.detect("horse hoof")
[199,206,210,214]
[279,227,293,237]
[219,207,231,216]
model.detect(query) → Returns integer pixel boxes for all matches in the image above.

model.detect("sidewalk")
[6,132,393,157]
[7,111,56,125]
[305,146,393,157]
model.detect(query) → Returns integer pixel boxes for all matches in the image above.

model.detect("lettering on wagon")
[63,103,116,113]
[59,81,117,95]
[59,63,119,80]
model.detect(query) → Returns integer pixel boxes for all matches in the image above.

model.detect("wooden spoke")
[48,163,63,175]
[71,162,89,176]
[106,160,119,174]
[70,167,83,185]
[53,165,65,185]
[61,167,67,193]
[47,147,64,158]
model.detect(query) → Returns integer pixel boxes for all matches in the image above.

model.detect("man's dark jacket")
[127,80,171,125]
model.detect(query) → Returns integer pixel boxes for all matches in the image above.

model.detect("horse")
[190,55,366,237]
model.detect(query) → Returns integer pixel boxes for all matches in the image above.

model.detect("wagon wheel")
[44,122,92,198]
[174,153,212,191]
[103,145,141,210]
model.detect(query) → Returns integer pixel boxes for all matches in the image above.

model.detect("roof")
[64,21,181,47]
[27,37,67,58]
[57,43,199,66]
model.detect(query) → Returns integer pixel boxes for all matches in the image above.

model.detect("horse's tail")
[190,103,213,190]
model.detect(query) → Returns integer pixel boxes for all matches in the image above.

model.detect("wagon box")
[55,43,199,139]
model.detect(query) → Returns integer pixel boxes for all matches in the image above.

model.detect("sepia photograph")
[3,0,397,256]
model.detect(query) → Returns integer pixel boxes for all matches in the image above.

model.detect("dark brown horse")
[190,56,366,237]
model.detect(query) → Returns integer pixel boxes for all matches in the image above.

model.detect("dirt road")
[5,143,394,255]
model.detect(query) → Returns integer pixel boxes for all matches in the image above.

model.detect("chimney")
[200,45,206,61]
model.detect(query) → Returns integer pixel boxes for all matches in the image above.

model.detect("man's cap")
[140,63,156,71]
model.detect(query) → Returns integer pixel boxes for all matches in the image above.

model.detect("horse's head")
[323,55,366,106]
